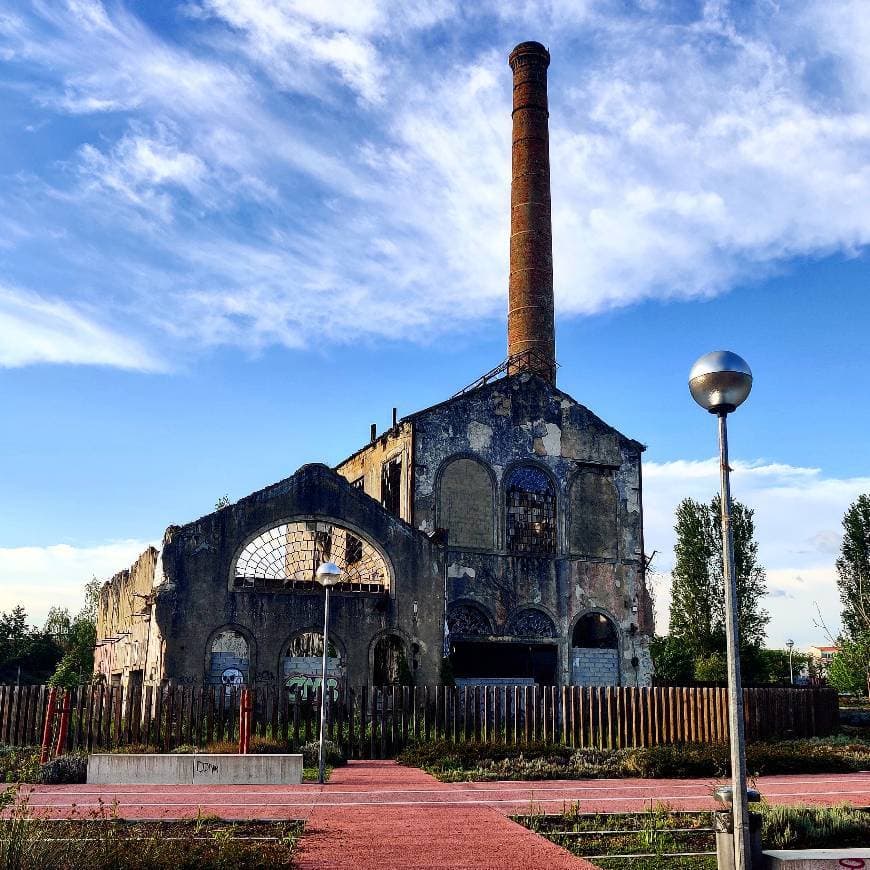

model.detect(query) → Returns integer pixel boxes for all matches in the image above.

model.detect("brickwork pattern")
[572,648,619,686]
[569,469,618,558]
[439,457,494,549]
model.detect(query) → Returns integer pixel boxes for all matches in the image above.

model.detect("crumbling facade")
[95,42,654,691]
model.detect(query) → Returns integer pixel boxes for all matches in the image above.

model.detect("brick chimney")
[507,41,555,384]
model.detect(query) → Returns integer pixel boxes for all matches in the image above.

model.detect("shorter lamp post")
[689,350,753,870]
[786,639,795,685]
[315,561,342,785]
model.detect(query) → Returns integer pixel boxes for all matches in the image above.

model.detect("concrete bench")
[764,849,870,869]
[87,753,303,785]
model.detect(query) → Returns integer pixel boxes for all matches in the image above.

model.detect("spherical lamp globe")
[689,351,753,414]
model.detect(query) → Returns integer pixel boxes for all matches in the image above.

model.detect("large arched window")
[207,628,250,686]
[505,465,556,555]
[438,457,495,549]
[233,520,390,593]
[282,631,343,700]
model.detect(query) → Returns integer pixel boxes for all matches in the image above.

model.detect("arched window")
[446,602,492,637]
[208,628,250,686]
[505,465,556,555]
[572,613,618,649]
[282,631,343,700]
[507,608,557,638]
[571,612,619,686]
[233,520,390,593]
[372,634,411,685]
[438,457,495,549]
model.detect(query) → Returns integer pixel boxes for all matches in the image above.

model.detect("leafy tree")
[828,634,870,696]
[43,607,72,642]
[757,648,810,685]
[49,576,103,688]
[0,605,64,683]
[668,495,769,682]
[836,495,870,638]
[649,635,694,684]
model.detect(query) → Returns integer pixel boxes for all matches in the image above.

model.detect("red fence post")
[39,687,58,765]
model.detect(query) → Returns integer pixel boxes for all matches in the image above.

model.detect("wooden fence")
[0,683,839,760]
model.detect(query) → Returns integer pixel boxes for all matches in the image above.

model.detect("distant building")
[808,644,839,674]
[93,42,654,693]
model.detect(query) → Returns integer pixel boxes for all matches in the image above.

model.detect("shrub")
[301,740,345,768]
[0,747,40,784]
[39,753,87,785]
[762,803,870,849]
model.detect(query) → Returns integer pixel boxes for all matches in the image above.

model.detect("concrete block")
[764,849,870,868]
[87,753,302,785]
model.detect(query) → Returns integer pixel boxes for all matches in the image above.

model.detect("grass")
[397,736,870,781]
[0,787,304,869]
[515,802,870,870]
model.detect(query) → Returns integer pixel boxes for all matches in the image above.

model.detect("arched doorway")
[372,634,412,685]
[571,612,620,686]
[282,631,343,700]
[208,628,250,687]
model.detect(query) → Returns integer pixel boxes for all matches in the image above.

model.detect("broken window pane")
[506,465,556,555]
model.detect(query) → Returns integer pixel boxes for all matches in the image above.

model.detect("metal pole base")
[715,810,762,870]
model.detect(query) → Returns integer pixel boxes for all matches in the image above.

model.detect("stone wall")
[154,463,445,688]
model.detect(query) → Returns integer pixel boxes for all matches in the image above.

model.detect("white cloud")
[644,457,870,649]
[0,283,165,370]
[0,539,154,625]
[3,1,870,362]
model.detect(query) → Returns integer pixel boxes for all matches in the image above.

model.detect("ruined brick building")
[94,42,654,696]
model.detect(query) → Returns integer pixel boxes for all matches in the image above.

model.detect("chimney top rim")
[509,41,550,67]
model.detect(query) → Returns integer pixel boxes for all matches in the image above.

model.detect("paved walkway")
[17,763,870,869]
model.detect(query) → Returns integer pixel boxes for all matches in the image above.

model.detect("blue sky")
[1,1,869,647]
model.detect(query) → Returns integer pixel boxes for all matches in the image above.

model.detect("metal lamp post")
[689,350,753,870]
[315,561,342,785]
[786,639,795,686]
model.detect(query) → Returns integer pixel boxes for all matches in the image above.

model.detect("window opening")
[351,476,365,491]
[506,466,556,555]
[381,455,402,517]
[234,521,390,593]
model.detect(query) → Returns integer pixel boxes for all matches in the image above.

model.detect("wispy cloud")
[644,458,870,647]
[0,283,164,370]
[2,1,870,367]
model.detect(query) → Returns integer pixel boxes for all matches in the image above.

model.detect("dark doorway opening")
[450,641,557,685]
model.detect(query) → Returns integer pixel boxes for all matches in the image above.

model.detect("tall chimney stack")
[507,41,555,384]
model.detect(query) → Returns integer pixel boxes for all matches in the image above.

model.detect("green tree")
[832,495,870,695]
[649,635,694,684]
[49,577,103,688]
[0,605,64,683]
[828,634,870,696]
[836,495,870,638]
[668,495,769,681]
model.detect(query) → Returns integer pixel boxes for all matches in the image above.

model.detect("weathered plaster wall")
[94,547,165,686]
[410,373,653,686]
[335,423,414,524]
[154,464,444,688]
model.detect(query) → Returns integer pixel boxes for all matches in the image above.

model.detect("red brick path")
[295,761,595,869]
[18,763,870,868]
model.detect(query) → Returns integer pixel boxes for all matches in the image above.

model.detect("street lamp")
[786,639,795,686]
[315,561,342,785]
[689,350,753,870]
